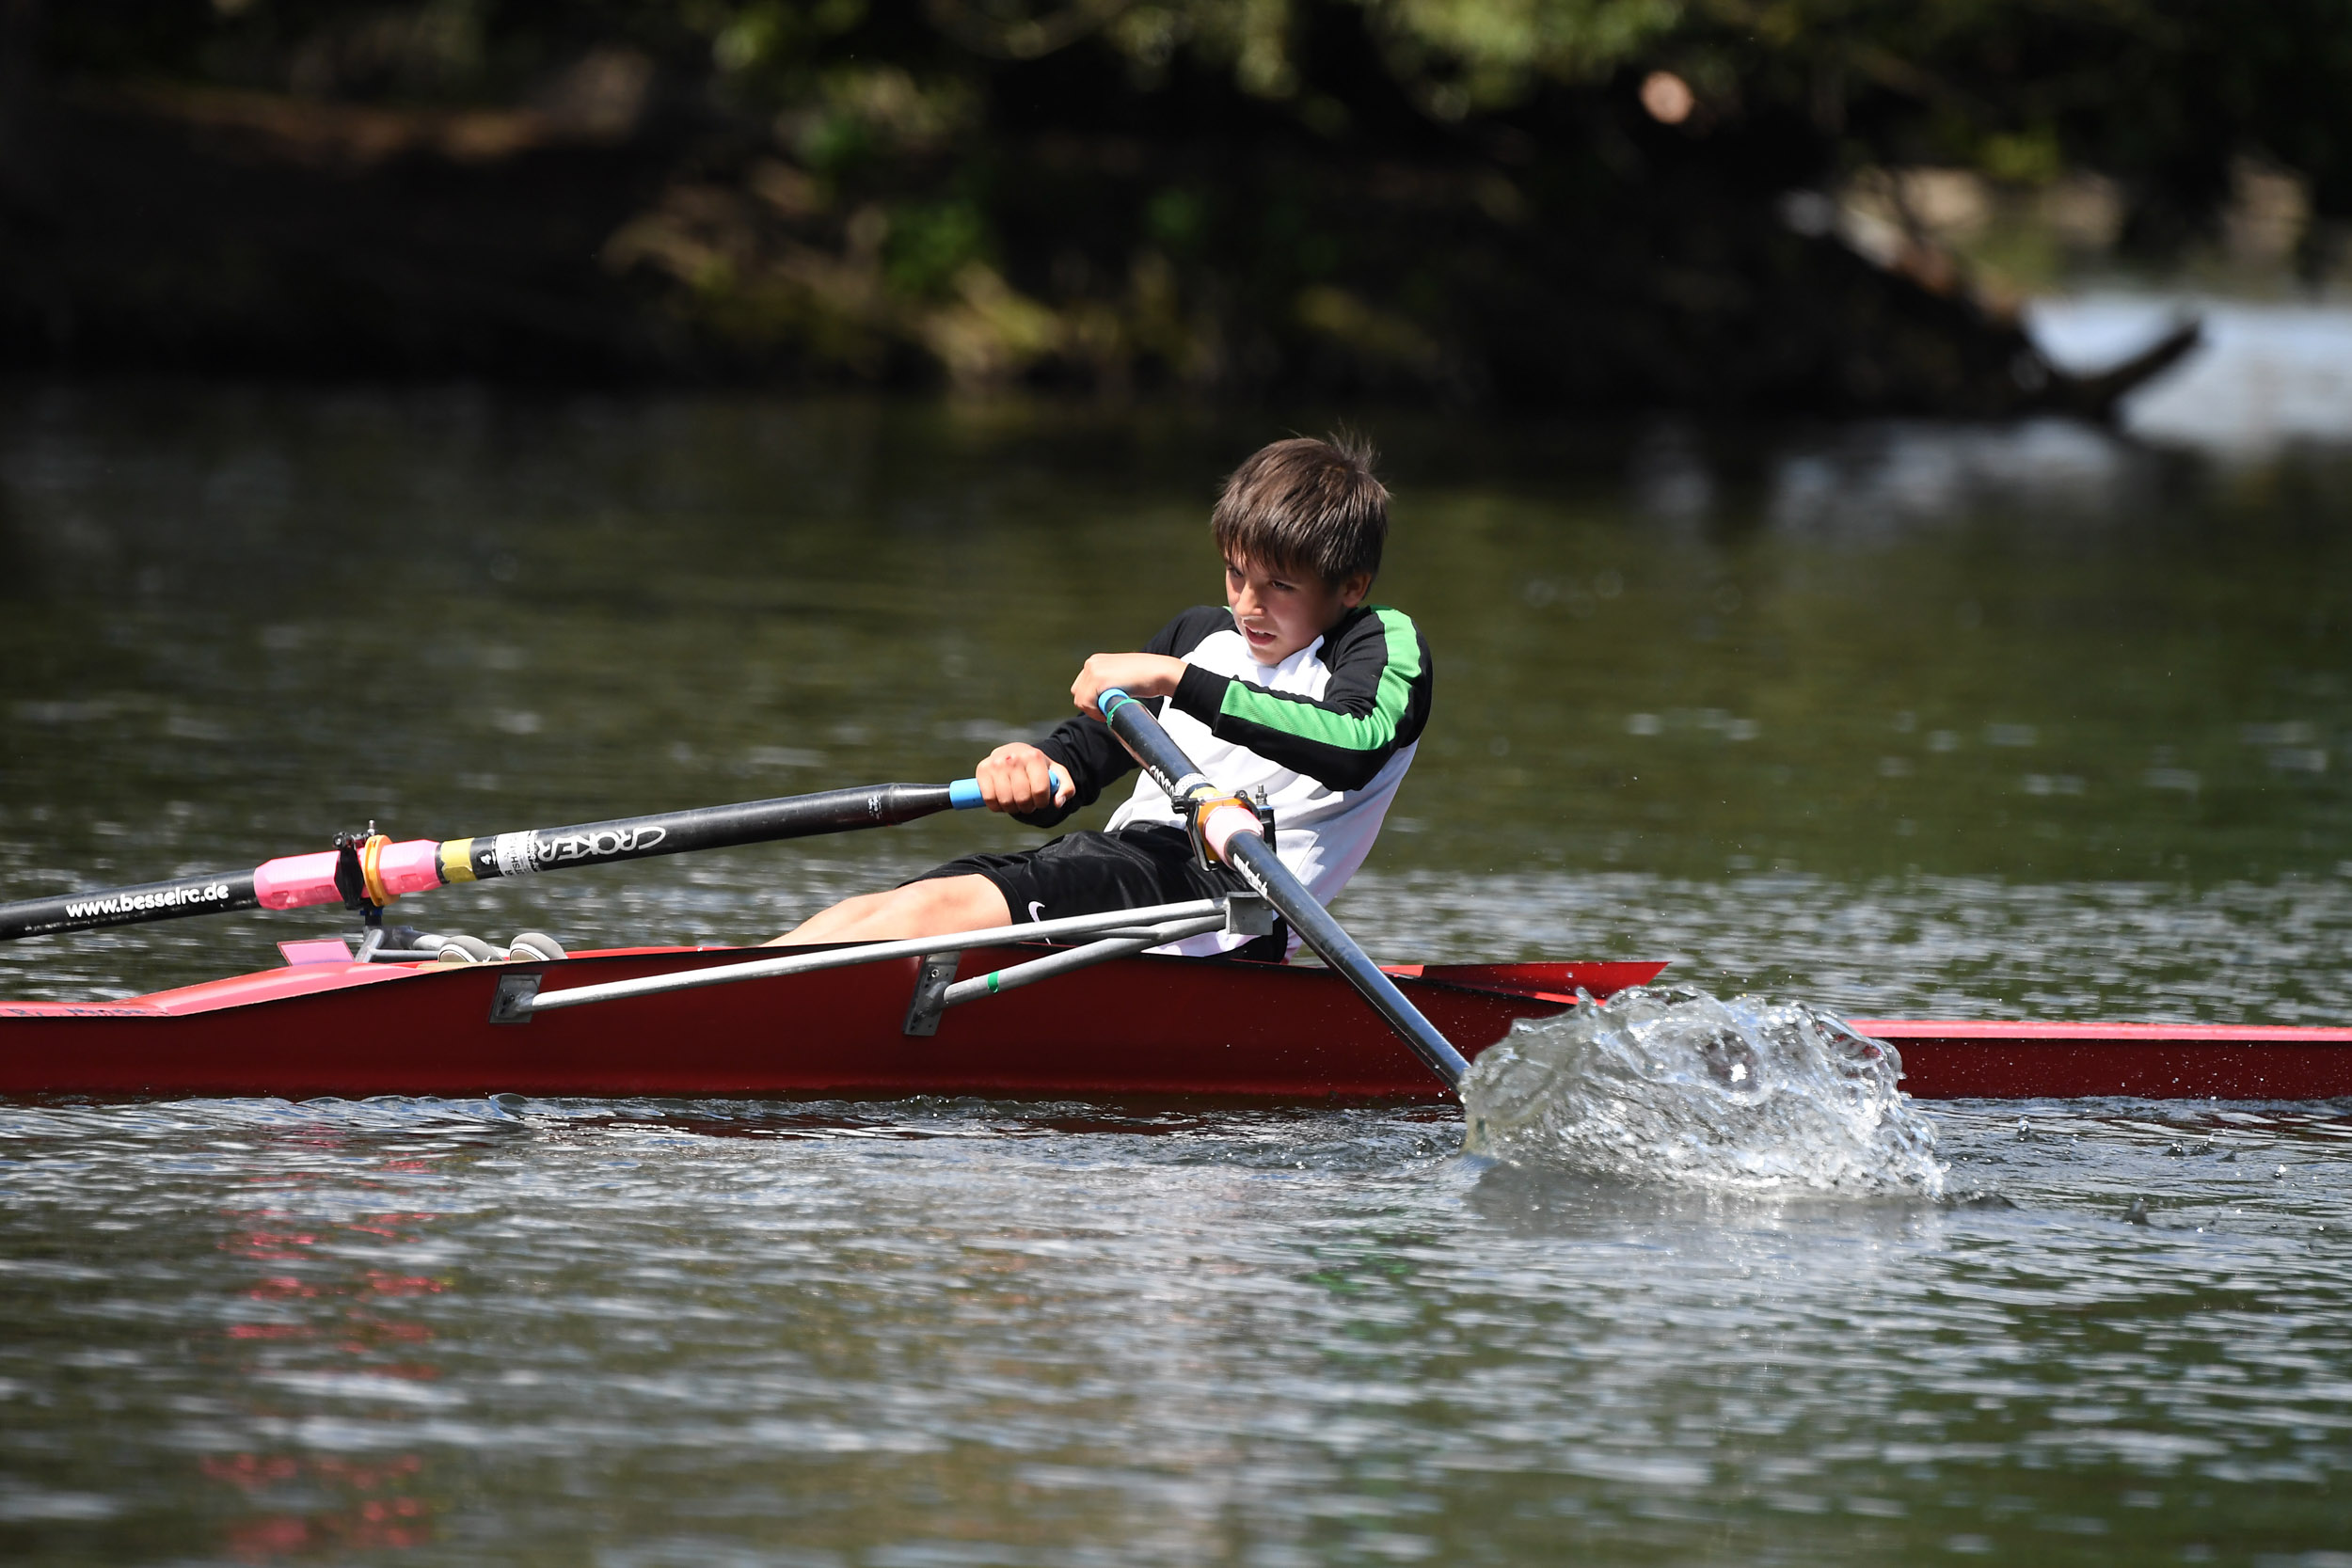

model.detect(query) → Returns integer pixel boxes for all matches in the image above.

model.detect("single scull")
[4,701,2345,1103]
[6,941,2344,1101]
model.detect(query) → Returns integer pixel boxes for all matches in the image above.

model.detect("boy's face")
[1224,554,1372,667]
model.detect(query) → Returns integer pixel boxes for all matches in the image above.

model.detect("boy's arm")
[1166,605,1434,792]
[1002,607,1232,828]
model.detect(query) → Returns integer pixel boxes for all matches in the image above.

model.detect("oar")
[1095,687,1470,1094]
[0,772,1060,943]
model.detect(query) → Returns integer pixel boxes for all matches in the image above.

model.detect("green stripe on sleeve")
[1216,607,1421,752]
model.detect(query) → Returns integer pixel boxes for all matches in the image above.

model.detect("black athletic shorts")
[911,824,1287,963]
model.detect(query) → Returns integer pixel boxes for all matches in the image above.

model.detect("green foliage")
[1978,129,2061,188]
[19,0,2350,395]
[884,198,992,296]
[1144,187,1209,254]
[39,0,2352,225]
[1360,0,1686,116]
[784,66,975,172]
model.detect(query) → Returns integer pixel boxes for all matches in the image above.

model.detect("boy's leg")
[766,829,1200,948]
[767,875,1009,946]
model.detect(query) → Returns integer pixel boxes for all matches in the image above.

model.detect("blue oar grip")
[1098,687,1135,721]
[948,768,1070,811]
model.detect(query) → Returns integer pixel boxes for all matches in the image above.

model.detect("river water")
[2,374,2350,1561]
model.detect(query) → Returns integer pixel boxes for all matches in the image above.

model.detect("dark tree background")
[1,0,2341,410]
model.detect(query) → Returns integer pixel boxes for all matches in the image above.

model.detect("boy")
[772,435,1432,958]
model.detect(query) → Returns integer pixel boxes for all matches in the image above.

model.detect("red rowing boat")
[0,944,1657,1101]
[5,943,2346,1101]
[8,715,2345,1104]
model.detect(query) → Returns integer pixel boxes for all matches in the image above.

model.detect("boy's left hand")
[1072,653,1185,721]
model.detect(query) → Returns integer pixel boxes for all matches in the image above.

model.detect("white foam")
[1461,986,1947,1196]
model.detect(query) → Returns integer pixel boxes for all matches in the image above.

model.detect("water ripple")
[0,1096,2346,1561]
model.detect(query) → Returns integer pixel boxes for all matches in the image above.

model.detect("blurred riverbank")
[17,1,2344,418]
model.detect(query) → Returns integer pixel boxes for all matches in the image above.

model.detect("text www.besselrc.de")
[64,883,233,919]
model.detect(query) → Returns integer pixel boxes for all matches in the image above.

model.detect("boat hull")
[4,949,2347,1101]
[0,948,1656,1101]
[1854,1019,2352,1102]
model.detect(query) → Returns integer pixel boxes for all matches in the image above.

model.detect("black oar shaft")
[0,783,961,943]
[1096,689,1470,1093]
[443,784,956,883]
[1218,833,1470,1091]
[0,873,261,942]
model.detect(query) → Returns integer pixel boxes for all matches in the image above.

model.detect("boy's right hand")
[976,743,1076,815]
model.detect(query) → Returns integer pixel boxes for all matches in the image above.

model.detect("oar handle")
[947,767,1070,811]
[1094,688,1471,1093]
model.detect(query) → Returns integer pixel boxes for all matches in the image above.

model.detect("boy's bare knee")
[769,875,1006,945]
[901,876,1008,934]
[768,888,887,945]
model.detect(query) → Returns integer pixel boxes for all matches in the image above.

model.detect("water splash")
[1461,986,1947,1196]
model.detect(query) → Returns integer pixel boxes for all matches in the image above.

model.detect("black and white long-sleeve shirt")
[1023,603,1435,954]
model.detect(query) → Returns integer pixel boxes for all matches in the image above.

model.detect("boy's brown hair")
[1211,435,1389,586]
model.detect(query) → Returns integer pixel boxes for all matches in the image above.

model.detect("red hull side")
[5,954,2346,1101]
[1855,1020,2352,1101]
[0,949,1630,1101]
